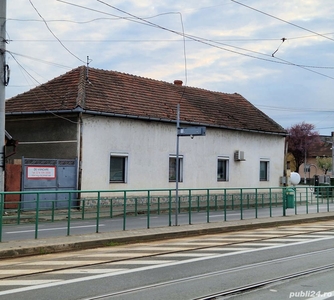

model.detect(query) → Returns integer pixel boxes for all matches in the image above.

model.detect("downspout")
[76,112,83,207]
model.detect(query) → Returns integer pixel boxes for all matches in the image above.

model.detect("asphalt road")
[1,221,334,299]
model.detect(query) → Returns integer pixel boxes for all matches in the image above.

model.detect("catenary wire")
[231,0,334,43]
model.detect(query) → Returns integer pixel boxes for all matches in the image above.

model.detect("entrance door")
[21,158,78,210]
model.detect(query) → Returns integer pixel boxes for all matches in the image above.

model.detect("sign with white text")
[26,166,56,179]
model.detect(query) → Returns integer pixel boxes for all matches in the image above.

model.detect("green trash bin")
[286,188,295,208]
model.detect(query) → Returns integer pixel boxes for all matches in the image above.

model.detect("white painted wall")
[80,115,285,191]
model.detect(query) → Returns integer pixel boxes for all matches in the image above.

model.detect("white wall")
[80,115,285,191]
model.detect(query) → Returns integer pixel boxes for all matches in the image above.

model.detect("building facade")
[5,66,287,193]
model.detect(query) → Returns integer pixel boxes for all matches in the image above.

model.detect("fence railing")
[1,185,334,242]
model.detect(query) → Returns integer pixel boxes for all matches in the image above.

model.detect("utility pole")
[0,0,7,193]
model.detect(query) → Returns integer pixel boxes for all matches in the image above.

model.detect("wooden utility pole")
[0,0,7,193]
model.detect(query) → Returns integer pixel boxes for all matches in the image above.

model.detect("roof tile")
[5,66,286,134]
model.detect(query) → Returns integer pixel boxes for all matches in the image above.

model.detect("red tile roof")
[5,66,286,135]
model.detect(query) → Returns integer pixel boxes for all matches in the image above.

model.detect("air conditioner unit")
[234,150,245,161]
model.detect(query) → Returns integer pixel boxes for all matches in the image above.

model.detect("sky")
[5,0,334,135]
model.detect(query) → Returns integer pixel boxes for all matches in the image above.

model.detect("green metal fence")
[1,185,334,242]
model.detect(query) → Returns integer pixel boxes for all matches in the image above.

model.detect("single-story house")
[5,66,287,195]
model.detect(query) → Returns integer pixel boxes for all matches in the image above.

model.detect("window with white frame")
[260,159,270,181]
[217,156,229,181]
[110,153,128,183]
[169,155,183,182]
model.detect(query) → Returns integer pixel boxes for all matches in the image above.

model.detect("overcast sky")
[6,1,334,135]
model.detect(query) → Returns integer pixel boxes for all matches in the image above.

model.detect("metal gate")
[21,157,78,210]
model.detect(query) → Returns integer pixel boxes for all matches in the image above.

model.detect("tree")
[286,122,321,174]
[316,156,332,175]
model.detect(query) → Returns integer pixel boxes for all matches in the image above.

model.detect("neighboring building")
[5,66,287,193]
[298,135,333,182]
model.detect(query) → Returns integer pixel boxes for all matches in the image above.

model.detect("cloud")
[5,0,334,134]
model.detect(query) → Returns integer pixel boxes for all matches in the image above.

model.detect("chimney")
[174,80,183,86]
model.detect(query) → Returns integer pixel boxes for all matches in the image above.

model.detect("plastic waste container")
[286,187,295,208]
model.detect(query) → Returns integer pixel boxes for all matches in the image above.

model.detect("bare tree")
[286,122,321,174]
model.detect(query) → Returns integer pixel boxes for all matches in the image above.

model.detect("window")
[217,157,229,181]
[169,155,183,182]
[110,154,128,183]
[260,160,269,181]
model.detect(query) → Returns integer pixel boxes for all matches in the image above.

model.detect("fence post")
[134,198,138,216]
[206,189,210,223]
[269,188,272,217]
[282,187,286,216]
[147,190,150,229]
[96,192,101,233]
[109,198,113,218]
[232,194,234,210]
[169,190,172,226]
[123,191,127,231]
[224,189,227,221]
[240,189,243,220]
[17,199,21,225]
[188,189,192,225]
[306,187,309,214]
[82,199,86,220]
[67,192,72,236]
[35,193,40,239]
[316,187,320,213]
[51,200,55,222]
[255,188,258,218]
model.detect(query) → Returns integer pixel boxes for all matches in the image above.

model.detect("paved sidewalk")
[1,212,334,259]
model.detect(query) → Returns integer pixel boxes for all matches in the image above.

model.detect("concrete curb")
[1,213,334,259]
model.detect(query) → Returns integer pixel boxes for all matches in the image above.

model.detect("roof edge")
[6,109,287,136]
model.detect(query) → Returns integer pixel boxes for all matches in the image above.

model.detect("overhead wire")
[7,51,79,124]
[230,0,334,43]
[8,1,334,127]
[28,0,85,64]
[55,0,334,74]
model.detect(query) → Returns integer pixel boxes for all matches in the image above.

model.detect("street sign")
[178,126,206,136]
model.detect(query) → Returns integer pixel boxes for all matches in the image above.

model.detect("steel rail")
[1,227,334,281]
[80,248,334,300]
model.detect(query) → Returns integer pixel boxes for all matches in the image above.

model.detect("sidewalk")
[1,212,334,259]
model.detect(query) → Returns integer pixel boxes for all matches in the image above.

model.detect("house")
[298,135,333,183]
[5,66,287,196]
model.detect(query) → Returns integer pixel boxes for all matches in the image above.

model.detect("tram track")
[79,248,334,300]
[1,226,334,281]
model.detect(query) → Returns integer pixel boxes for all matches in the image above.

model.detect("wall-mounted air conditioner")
[234,150,245,161]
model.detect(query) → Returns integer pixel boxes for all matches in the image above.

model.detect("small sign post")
[174,104,206,226]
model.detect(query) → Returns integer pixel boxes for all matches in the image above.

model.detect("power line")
[28,0,85,64]
[8,52,79,124]
[231,0,334,43]
[55,0,334,77]
[8,51,72,69]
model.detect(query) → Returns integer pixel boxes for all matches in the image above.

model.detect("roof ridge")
[5,66,287,135]
[87,66,243,96]
[76,66,87,108]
